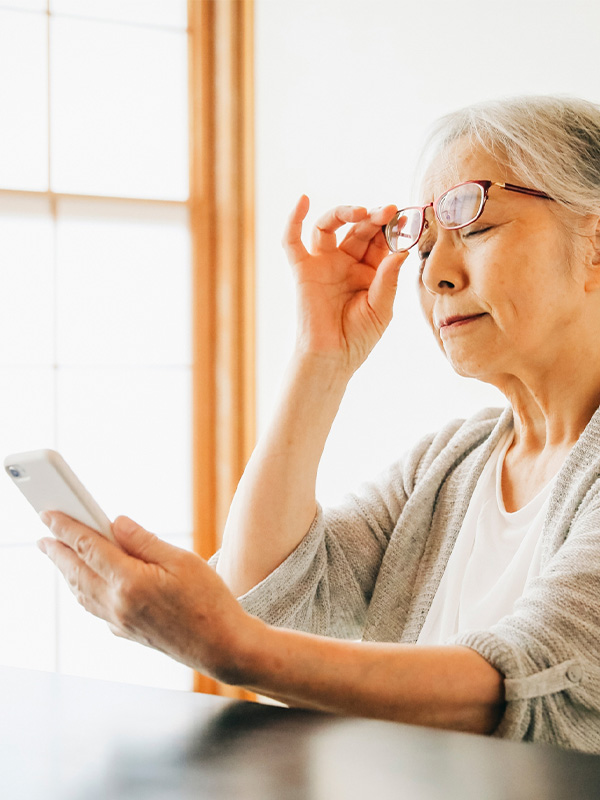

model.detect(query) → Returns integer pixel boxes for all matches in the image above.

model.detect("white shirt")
[417,430,555,646]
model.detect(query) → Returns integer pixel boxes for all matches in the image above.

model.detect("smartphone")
[4,449,115,543]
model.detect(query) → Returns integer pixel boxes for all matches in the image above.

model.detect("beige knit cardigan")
[212,406,600,752]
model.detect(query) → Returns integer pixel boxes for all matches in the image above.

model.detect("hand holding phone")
[4,449,115,543]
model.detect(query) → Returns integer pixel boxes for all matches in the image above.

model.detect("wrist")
[290,348,355,387]
[216,613,273,688]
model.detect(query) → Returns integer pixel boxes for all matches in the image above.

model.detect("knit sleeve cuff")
[451,629,534,740]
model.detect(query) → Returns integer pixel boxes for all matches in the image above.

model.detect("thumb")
[367,251,407,328]
[112,515,174,564]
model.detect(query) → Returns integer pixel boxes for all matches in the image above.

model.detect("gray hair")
[421,96,600,217]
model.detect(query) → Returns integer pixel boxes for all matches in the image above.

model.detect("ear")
[582,215,600,291]
[592,215,600,266]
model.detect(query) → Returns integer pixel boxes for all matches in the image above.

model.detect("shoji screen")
[0,0,193,690]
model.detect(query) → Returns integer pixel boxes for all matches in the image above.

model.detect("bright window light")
[50,17,188,199]
[56,200,191,367]
[0,10,48,191]
[50,0,188,29]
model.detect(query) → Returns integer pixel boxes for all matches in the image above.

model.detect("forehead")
[421,138,514,202]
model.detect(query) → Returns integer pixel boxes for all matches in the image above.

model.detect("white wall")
[255,0,600,504]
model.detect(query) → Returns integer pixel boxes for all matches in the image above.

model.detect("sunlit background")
[1,0,599,692]
[254,0,600,505]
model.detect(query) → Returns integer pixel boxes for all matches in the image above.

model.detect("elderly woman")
[39,95,600,752]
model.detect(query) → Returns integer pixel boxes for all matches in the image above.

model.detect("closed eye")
[463,225,493,238]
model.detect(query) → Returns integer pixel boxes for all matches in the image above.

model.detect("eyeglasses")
[383,179,552,253]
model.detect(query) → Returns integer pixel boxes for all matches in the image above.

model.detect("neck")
[489,354,600,454]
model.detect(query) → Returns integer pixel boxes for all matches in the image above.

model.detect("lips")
[436,313,486,330]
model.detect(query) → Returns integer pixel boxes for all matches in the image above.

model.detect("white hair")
[421,96,600,217]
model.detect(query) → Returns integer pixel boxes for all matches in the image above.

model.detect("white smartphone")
[4,449,115,543]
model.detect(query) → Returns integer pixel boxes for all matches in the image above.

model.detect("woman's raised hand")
[283,195,408,375]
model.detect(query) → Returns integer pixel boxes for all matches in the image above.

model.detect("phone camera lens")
[8,465,22,479]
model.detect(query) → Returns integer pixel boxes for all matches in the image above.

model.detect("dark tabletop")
[1,666,600,799]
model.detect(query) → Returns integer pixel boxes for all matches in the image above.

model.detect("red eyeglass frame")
[383,179,553,253]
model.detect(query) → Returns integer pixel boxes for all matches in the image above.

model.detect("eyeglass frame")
[382,179,553,253]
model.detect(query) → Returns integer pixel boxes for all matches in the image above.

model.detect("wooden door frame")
[188,0,256,697]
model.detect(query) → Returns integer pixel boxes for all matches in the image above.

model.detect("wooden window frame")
[188,0,256,697]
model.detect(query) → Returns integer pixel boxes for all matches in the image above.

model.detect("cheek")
[475,260,575,346]
[468,242,529,314]
[418,283,434,323]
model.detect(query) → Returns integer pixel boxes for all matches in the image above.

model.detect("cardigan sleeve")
[208,438,432,640]
[452,493,600,753]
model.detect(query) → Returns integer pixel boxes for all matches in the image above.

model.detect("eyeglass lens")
[386,182,486,252]
[436,182,484,228]
[385,209,423,252]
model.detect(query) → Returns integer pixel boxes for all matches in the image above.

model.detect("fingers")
[39,510,129,583]
[310,205,368,252]
[282,199,400,268]
[361,229,393,270]
[339,205,397,263]
[37,536,110,620]
[282,195,310,263]
[113,515,183,567]
[367,251,409,329]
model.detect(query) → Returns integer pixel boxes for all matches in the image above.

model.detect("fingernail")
[39,511,52,527]
[37,539,48,555]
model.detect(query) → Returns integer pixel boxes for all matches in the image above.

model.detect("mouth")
[436,313,487,331]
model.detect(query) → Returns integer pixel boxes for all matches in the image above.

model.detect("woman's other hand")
[37,512,259,684]
[283,196,408,375]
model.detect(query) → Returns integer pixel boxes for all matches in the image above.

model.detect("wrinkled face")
[417,141,584,385]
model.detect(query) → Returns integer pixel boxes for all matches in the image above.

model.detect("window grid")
[0,1,193,690]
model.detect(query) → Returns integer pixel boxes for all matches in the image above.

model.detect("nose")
[419,235,468,296]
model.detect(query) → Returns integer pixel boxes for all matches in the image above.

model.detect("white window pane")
[0,196,54,366]
[2,1,46,9]
[57,580,192,689]
[0,369,55,545]
[50,0,187,28]
[56,367,192,538]
[50,18,188,200]
[0,546,56,671]
[56,199,191,366]
[0,10,48,191]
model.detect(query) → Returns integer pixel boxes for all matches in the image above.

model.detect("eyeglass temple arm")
[497,182,552,200]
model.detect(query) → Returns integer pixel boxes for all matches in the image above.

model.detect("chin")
[450,363,479,379]
[445,351,492,381]
[436,335,502,381]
